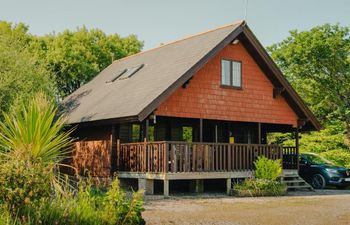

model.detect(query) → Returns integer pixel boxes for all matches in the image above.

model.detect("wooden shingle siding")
[155,42,298,127]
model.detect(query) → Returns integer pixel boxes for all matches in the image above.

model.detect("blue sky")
[1,0,349,50]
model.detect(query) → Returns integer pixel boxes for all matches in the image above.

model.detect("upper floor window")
[221,59,241,88]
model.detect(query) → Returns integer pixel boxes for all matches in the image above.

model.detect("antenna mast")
[244,0,249,21]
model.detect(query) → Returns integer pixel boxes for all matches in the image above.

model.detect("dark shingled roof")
[61,20,321,131]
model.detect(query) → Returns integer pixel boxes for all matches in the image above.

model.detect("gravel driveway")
[143,190,350,225]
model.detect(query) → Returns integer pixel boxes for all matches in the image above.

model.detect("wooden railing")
[117,141,285,173]
[118,141,168,172]
[282,146,298,169]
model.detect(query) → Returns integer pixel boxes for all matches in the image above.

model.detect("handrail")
[117,141,289,173]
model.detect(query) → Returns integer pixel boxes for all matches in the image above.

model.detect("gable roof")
[61,21,321,131]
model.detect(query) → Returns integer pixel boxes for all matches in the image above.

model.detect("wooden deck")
[72,140,298,196]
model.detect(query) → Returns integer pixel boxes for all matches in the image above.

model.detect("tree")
[268,24,350,140]
[0,21,55,120]
[41,27,143,97]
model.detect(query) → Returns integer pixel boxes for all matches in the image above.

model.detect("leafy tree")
[0,20,143,105]
[268,24,350,140]
[0,21,55,120]
[41,27,143,97]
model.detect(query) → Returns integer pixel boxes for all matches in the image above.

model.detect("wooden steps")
[282,170,313,191]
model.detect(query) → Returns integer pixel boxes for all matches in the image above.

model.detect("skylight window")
[106,64,144,83]
[106,69,127,83]
[118,64,144,80]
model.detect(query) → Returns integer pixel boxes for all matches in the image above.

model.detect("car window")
[303,154,333,165]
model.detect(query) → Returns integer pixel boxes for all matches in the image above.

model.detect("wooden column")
[138,179,154,195]
[199,118,203,142]
[110,124,117,175]
[226,178,232,195]
[143,119,149,141]
[164,179,169,197]
[258,123,261,144]
[295,128,299,170]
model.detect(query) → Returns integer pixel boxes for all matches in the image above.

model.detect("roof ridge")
[113,20,245,64]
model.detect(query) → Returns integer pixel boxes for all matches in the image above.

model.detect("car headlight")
[325,168,339,174]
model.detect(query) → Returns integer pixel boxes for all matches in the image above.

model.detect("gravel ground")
[142,190,350,225]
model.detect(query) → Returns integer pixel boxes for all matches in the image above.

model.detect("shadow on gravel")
[287,188,350,196]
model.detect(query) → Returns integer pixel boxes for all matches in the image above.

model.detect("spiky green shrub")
[0,93,73,218]
[0,93,73,163]
[0,94,144,224]
[254,156,282,181]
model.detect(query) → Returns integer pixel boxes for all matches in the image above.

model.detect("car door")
[299,155,311,181]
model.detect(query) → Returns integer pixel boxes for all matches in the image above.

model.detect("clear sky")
[1,0,349,50]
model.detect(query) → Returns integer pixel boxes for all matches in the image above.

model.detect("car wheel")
[311,174,326,189]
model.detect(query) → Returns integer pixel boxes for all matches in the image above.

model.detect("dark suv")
[299,153,350,189]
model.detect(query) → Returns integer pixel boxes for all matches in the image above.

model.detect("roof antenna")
[244,0,249,21]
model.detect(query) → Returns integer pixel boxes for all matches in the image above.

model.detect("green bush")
[0,156,52,211]
[234,179,287,197]
[1,178,145,225]
[254,156,282,181]
[268,122,350,168]
[234,156,286,197]
[320,150,350,168]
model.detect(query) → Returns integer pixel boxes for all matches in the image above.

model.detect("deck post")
[258,123,261,144]
[295,128,299,170]
[138,178,154,195]
[164,179,169,197]
[143,119,149,141]
[190,180,204,193]
[226,178,232,195]
[110,124,117,175]
[199,118,203,142]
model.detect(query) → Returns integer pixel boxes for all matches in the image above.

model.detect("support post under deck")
[164,179,169,197]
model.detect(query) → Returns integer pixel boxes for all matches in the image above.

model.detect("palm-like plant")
[0,93,73,163]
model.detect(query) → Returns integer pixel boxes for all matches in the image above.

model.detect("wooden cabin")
[61,21,321,196]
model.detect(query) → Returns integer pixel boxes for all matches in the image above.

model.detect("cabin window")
[221,59,241,88]
[182,126,193,142]
[148,126,155,141]
[131,124,141,142]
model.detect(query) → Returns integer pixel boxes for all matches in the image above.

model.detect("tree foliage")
[41,27,143,97]
[0,21,55,120]
[268,24,350,137]
[268,24,350,166]
[0,20,143,119]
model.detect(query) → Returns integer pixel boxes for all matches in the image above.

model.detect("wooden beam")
[199,118,203,142]
[273,87,285,98]
[297,118,308,129]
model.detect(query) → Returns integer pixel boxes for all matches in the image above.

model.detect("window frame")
[220,59,242,89]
